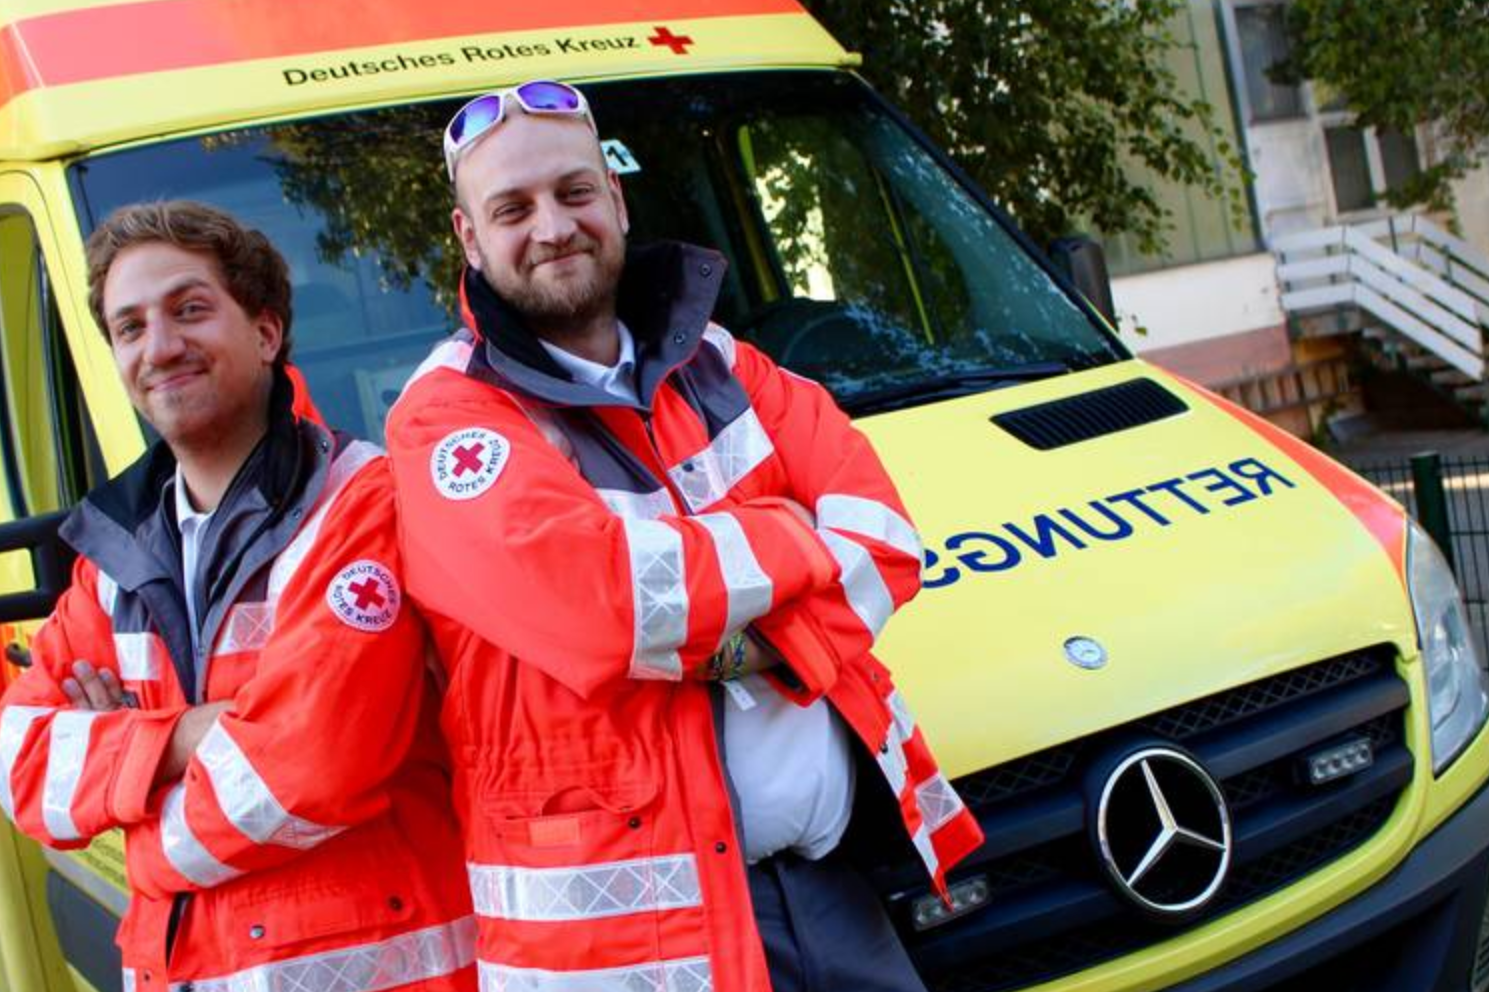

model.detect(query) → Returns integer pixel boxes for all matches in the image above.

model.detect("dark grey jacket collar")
[58,374,337,701]
[464,240,727,412]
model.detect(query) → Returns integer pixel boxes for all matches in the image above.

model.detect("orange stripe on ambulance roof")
[0,23,33,109]
[0,0,802,105]
[1177,374,1407,584]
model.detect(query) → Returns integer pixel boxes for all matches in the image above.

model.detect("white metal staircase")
[1275,215,1489,410]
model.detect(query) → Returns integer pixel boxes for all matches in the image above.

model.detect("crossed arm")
[389,331,921,705]
[1,460,432,897]
[60,663,226,786]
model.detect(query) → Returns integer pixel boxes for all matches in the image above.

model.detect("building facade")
[1108,0,1489,439]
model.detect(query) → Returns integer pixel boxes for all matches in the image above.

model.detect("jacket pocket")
[209,826,417,961]
[482,775,659,861]
[227,881,413,950]
[472,773,703,928]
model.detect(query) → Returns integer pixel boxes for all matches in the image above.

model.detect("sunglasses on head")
[443,80,596,181]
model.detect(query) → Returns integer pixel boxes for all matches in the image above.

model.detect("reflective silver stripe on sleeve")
[478,955,713,992]
[914,773,966,833]
[467,854,702,922]
[213,602,274,656]
[911,823,940,881]
[179,915,477,992]
[42,711,100,841]
[266,440,382,601]
[393,335,476,406]
[876,690,919,799]
[816,494,922,561]
[703,324,736,368]
[114,632,162,681]
[597,487,677,521]
[819,531,894,637]
[887,689,916,742]
[877,721,909,798]
[196,719,342,849]
[622,517,688,680]
[668,408,774,513]
[694,514,774,636]
[0,705,50,820]
[516,401,576,464]
[160,783,242,888]
[96,571,119,616]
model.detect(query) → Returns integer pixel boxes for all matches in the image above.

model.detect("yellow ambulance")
[1,1,1487,990]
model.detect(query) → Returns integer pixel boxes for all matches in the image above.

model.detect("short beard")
[142,366,272,461]
[485,237,625,336]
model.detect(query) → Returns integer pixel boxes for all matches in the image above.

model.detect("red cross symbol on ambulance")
[648,26,695,55]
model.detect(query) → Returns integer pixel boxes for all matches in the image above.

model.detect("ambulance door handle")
[0,510,74,625]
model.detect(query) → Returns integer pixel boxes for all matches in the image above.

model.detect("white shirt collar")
[538,322,638,404]
[173,466,212,531]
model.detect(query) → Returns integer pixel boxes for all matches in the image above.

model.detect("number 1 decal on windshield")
[602,139,642,174]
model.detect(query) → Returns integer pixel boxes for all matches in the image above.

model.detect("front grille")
[874,646,1412,992]
[929,798,1397,992]
[1136,651,1382,739]
[954,744,1079,808]
[990,378,1187,450]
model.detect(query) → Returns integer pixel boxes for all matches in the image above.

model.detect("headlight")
[1406,520,1489,773]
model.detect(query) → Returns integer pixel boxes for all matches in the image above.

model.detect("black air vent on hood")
[991,378,1187,450]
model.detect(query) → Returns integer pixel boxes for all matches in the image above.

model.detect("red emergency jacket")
[387,245,983,992]
[0,374,475,991]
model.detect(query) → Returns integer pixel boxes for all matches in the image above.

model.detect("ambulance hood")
[857,360,1415,776]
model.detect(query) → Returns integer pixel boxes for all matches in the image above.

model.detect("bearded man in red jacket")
[387,80,983,992]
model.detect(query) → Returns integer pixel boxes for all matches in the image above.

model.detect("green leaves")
[1287,0,1489,208]
[801,0,1248,252]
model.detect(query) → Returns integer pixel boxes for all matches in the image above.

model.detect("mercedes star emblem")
[1094,746,1232,917]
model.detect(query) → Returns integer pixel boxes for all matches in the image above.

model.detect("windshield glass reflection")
[71,71,1123,440]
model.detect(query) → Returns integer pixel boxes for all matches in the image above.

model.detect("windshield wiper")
[840,362,1070,416]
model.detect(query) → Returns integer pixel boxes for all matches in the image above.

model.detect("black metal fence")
[1354,452,1489,659]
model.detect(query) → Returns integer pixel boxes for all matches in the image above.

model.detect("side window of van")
[0,210,104,516]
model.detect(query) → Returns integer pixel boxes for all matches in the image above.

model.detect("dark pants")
[747,849,928,992]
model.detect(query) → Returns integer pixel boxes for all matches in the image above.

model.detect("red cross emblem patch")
[325,560,401,632]
[431,427,509,501]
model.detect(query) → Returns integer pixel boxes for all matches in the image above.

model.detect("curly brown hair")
[85,201,293,366]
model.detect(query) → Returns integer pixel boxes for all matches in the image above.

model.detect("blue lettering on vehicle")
[922,457,1296,588]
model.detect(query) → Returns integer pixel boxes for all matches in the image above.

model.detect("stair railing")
[1274,216,1488,380]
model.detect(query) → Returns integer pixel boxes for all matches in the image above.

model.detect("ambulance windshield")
[70,70,1124,441]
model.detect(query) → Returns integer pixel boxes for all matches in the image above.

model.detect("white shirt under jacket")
[173,467,213,659]
[540,322,857,864]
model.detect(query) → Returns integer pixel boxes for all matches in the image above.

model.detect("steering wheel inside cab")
[739,296,914,381]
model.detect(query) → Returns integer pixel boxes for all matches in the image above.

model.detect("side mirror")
[1048,236,1116,326]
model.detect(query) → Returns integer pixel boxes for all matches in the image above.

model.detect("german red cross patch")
[430,427,509,501]
[325,560,401,632]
